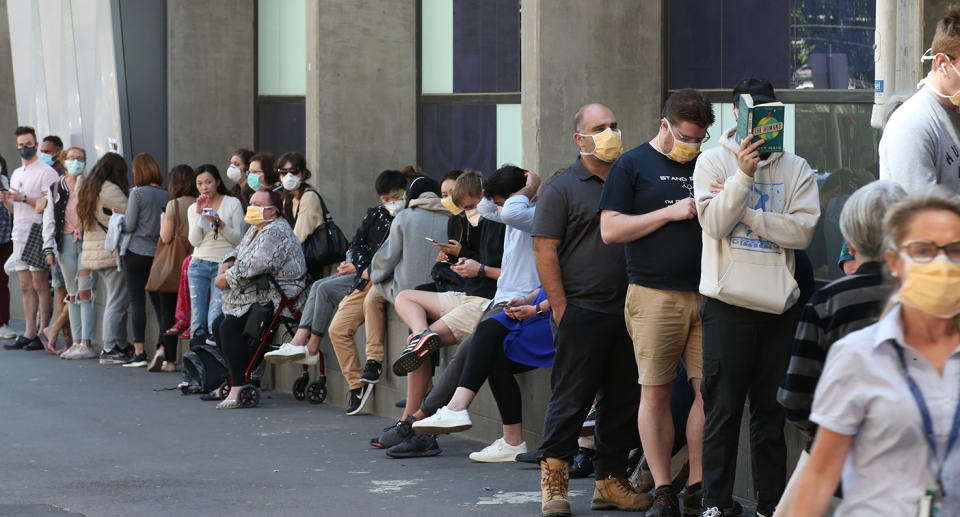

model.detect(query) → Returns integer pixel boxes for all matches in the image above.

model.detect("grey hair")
[839,180,906,262]
[882,185,960,252]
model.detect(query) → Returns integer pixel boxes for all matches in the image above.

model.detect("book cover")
[736,93,785,153]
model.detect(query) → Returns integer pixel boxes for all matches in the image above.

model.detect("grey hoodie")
[370,192,450,303]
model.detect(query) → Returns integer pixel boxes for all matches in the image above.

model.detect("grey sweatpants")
[420,301,507,416]
[96,266,129,350]
[299,274,355,337]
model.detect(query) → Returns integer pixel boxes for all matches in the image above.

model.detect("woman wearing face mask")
[245,153,281,193]
[213,189,306,409]
[226,147,254,210]
[41,147,96,357]
[0,155,14,341]
[76,153,131,364]
[790,186,960,516]
[277,151,326,248]
[186,165,245,341]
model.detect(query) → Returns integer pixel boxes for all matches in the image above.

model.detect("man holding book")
[692,78,819,517]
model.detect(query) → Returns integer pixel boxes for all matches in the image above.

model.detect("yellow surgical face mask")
[244,205,274,226]
[578,127,623,163]
[441,196,463,215]
[663,120,702,164]
[897,255,960,318]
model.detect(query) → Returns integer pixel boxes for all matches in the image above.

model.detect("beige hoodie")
[693,127,820,314]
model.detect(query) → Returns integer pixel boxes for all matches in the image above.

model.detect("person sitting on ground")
[328,175,449,416]
[265,169,406,365]
[374,165,539,458]
[790,185,960,515]
[42,147,94,357]
[147,164,198,372]
[213,189,306,409]
[412,286,553,462]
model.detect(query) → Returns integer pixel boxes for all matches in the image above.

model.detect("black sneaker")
[570,447,595,478]
[22,337,44,351]
[122,353,149,368]
[515,449,541,464]
[370,415,415,449]
[99,348,123,365]
[115,346,134,364]
[385,432,441,458]
[2,335,31,350]
[646,485,680,517]
[361,359,383,384]
[392,331,440,376]
[581,404,598,435]
[679,482,703,516]
[346,385,373,415]
[699,502,741,517]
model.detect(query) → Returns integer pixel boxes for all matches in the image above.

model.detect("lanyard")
[890,341,960,493]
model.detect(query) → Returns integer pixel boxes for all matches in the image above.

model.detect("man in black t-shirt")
[598,89,714,517]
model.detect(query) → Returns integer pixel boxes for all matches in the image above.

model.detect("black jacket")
[350,205,393,290]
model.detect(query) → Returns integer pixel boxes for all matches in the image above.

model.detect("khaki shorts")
[436,291,489,343]
[625,283,702,386]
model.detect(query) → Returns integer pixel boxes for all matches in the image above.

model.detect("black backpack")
[181,343,229,395]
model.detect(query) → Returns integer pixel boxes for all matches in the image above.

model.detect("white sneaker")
[62,342,99,360]
[411,405,473,434]
[263,343,305,364]
[468,437,527,463]
[161,361,178,372]
[0,325,16,339]
[294,348,320,365]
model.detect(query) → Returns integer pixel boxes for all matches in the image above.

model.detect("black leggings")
[457,318,535,425]
[157,291,178,358]
[219,313,254,384]
[123,251,161,345]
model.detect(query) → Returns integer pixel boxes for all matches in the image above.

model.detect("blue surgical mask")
[39,152,55,167]
[247,173,262,191]
[64,159,84,176]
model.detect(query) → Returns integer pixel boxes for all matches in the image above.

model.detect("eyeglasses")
[278,168,299,175]
[899,240,960,263]
[672,126,710,144]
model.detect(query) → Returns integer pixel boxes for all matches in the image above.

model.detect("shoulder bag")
[146,198,193,293]
[301,190,348,275]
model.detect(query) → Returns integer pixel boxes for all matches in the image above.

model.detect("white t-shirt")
[187,195,245,263]
[879,86,960,194]
[10,160,59,242]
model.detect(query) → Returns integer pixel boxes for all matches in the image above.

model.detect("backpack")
[181,343,229,395]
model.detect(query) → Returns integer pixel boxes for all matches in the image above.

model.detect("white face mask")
[383,200,405,217]
[281,173,302,191]
[226,164,243,182]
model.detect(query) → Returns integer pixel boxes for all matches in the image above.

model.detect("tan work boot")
[540,457,571,517]
[592,475,653,511]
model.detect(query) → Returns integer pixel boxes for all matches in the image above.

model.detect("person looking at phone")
[1,126,59,352]
[186,165,244,341]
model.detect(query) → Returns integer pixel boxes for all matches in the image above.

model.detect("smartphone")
[202,208,217,217]
[425,237,438,244]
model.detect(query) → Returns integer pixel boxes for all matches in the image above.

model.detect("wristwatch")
[535,302,544,315]
[478,264,486,278]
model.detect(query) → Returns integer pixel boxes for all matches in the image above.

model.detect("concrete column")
[0,0,17,164]
[304,0,417,235]
[167,0,254,167]
[522,0,662,177]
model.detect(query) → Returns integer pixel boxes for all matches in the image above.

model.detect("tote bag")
[146,199,193,293]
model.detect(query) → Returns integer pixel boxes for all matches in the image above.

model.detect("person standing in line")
[599,89,715,517]
[226,148,254,210]
[534,102,650,516]
[692,78,819,517]
[120,153,174,367]
[40,135,72,347]
[0,154,16,341]
[2,127,59,351]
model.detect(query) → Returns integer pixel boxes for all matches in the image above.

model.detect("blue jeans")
[187,257,222,337]
[59,237,97,342]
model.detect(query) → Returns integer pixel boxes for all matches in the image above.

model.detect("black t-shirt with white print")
[597,142,702,291]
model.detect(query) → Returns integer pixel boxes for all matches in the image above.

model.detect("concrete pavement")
[0,321,610,517]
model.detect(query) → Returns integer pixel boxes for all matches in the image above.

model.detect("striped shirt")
[777,261,893,439]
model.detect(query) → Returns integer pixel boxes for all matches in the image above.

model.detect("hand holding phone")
[425,237,439,244]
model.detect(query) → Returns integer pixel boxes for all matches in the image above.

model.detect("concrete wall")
[304,0,417,236]
[0,0,17,165]
[522,0,663,178]
[167,0,255,168]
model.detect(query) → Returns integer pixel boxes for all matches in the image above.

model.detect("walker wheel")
[293,376,308,401]
[238,385,261,408]
[306,379,326,405]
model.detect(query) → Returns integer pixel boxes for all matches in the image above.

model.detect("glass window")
[257,101,305,157]
[421,103,497,175]
[258,0,306,96]
[669,0,874,90]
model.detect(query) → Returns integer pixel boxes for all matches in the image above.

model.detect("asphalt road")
[0,321,611,517]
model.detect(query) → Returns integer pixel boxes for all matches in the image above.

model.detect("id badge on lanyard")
[919,487,942,517]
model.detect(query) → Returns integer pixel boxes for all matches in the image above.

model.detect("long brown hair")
[77,153,129,229]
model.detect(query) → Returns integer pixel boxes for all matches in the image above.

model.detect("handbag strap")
[308,189,334,225]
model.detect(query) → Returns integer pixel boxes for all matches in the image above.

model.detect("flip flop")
[216,399,239,410]
[38,332,56,354]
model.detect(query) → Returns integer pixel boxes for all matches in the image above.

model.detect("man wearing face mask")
[598,89,714,517]
[879,5,960,194]
[40,135,64,175]
[534,103,650,515]
[692,78,819,517]
[2,126,59,351]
